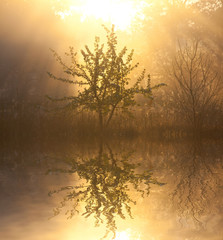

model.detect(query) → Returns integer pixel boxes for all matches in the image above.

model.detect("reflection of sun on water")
[56,0,148,31]
[114,231,130,240]
[113,229,141,240]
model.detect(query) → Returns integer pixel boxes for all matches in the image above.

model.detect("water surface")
[0,139,223,240]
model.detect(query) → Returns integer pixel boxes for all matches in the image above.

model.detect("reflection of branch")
[48,145,165,239]
[170,142,222,227]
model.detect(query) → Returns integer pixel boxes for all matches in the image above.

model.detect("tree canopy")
[48,25,165,132]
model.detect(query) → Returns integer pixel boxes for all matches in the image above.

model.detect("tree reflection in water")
[48,142,165,239]
[169,140,223,228]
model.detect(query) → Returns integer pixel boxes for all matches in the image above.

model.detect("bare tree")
[169,39,222,132]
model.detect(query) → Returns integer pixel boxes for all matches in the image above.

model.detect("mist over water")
[0,139,223,240]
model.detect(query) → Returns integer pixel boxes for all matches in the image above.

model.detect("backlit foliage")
[48,25,165,131]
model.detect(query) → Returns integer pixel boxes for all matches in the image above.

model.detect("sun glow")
[113,229,141,240]
[56,0,148,31]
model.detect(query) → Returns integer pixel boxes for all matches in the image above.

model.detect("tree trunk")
[98,110,104,136]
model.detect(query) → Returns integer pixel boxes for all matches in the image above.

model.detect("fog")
[0,0,223,138]
[1,2,223,239]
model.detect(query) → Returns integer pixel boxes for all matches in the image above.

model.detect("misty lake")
[0,139,223,240]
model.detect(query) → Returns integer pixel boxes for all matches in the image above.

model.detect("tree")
[48,25,164,133]
[169,39,222,132]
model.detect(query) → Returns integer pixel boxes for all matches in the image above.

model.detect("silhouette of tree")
[48,25,165,133]
[168,39,222,132]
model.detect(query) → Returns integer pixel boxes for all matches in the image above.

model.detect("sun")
[55,0,148,31]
